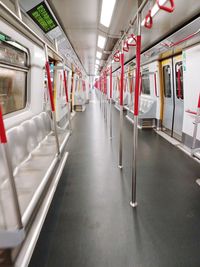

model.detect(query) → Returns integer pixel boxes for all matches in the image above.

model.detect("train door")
[161,55,184,140]
[173,56,184,139]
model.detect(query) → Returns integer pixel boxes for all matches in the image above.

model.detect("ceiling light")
[96,51,102,59]
[100,0,116,28]
[141,0,167,26]
[96,59,100,65]
[98,35,106,49]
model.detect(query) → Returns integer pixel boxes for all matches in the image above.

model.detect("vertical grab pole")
[0,105,23,229]
[119,41,124,169]
[63,69,72,134]
[130,12,141,208]
[105,73,107,124]
[45,45,60,156]
[192,94,200,153]
[110,65,113,139]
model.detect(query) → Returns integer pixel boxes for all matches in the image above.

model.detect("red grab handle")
[145,10,153,29]
[198,93,200,109]
[45,62,55,112]
[114,50,120,62]
[0,104,7,143]
[156,0,175,13]
[63,70,69,103]
[123,34,137,52]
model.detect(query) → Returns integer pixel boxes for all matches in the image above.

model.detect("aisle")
[30,91,200,267]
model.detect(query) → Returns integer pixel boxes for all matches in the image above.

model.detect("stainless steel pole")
[3,144,23,228]
[14,0,22,20]
[110,66,113,139]
[45,45,60,156]
[118,42,124,169]
[130,12,141,208]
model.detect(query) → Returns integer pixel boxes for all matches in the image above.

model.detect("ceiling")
[19,0,200,76]
[47,0,138,76]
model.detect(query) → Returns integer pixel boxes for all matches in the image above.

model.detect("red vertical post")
[198,93,200,109]
[0,104,7,144]
[110,66,112,99]
[63,70,69,103]
[134,35,141,116]
[120,52,124,106]
[118,44,124,169]
[45,62,55,112]
[177,68,182,98]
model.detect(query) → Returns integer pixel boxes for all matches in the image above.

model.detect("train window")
[163,65,171,98]
[141,74,150,95]
[0,33,28,115]
[0,68,27,115]
[175,62,184,99]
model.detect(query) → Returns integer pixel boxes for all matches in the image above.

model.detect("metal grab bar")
[0,104,23,229]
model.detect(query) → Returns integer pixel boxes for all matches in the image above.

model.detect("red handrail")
[45,62,55,112]
[63,70,69,103]
[0,104,7,143]
[156,0,175,13]
[177,68,182,99]
[134,36,141,116]
[198,93,200,108]
[120,52,124,106]
[144,10,153,29]
[110,66,112,99]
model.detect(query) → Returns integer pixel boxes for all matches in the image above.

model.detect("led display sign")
[27,2,57,33]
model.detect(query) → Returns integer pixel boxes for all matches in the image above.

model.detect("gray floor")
[29,91,200,267]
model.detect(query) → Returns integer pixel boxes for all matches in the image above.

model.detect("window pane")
[175,62,184,99]
[163,65,171,98]
[142,74,150,95]
[0,68,26,115]
[0,40,27,67]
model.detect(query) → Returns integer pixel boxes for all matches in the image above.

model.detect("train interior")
[0,0,200,266]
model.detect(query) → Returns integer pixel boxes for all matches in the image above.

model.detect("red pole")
[134,36,141,116]
[45,62,55,112]
[63,70,69,103]
[177,68,182,98]
[198,93,200,109]
[120,52,124,106]
[110,66,112,99]
[0,104,7,143]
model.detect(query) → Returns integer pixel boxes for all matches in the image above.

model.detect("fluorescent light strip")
[141,0,168,26]
[96,51,102,59]
[98,35,106,49]
[100,0,116,28]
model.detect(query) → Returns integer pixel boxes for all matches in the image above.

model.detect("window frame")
[0,37,29,117]
[163,65,172,98]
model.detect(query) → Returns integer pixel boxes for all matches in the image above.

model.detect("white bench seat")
[0,112,70,248]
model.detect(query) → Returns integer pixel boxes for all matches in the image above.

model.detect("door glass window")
[175,62,184,99]
[0,68,27,115]
[141,74,150,95]
[163,65,171,98]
